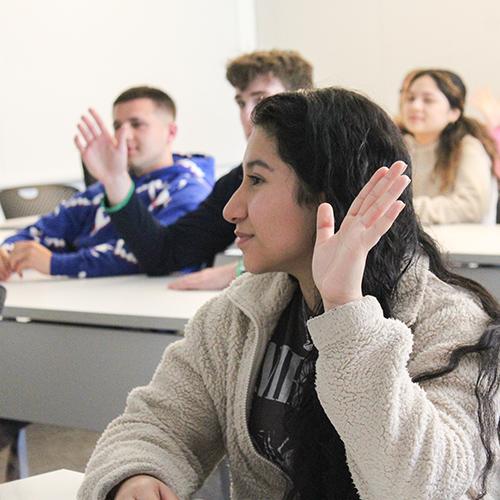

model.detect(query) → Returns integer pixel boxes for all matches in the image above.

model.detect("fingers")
[315,202,335,246]
[74,107,113,153]
[81,114,100,140]
[9,241,51,275]
[116,122,130,152]
[0,249,12,281]
[74,134,85,155]
[348,166,389,216]
[158,482,179,500]
[89,108,114,142]
[366,200,406,246]
[168,274,200,290]
[77,121,94,145]
[349,161,407,215]
[361,172,410,228]
[9,244,31,273]
[168,265,235,291]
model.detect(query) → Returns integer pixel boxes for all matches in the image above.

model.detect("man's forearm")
[103,173,134,206]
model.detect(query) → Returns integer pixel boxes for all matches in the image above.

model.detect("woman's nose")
[223,183,246,223]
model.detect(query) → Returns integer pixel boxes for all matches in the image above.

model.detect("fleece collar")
[225,254,429,328]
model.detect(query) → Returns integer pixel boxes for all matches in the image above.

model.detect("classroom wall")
[3,0,500,190]
[255,0,500,117]
[0,0,255,189]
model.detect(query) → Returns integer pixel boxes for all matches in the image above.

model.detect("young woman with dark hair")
[401,69,498,225]
[79,87,499,500]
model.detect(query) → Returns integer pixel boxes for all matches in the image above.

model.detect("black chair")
[0,184,79,219]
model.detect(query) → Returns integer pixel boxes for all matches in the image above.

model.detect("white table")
[0,229,16,241]
[424,224,500,300]
[0,469,83,500]
[3,272,218,331]
[424,224,500,266]
[0,272,219,431]
[0,216,38,231]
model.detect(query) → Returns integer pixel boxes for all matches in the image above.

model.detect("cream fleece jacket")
[78,256,499,500]
[406,134,498,224]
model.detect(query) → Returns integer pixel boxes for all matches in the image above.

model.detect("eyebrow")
[246,159,274,171]
[113,116,143,128]
[235,91,267,101]
[408,90,438,97]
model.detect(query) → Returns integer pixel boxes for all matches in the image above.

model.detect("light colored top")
[405,134,498,224]
[0,469,83,500]
[78,256,498,500]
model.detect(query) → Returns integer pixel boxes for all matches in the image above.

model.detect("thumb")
[315,202,335,246]
[116,123,130,154]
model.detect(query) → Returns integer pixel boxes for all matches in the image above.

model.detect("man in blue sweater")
[83,51,314,290]
[0,85,214,481]
[0,86,214,280]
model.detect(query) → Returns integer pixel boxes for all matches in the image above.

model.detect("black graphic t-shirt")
[249,289,361,499]
[249,288,315,476]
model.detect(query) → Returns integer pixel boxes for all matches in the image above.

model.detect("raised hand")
[115,474,179,500]
[74,109,133,204]
[312,161,410,311]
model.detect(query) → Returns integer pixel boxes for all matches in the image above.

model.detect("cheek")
[282,206,316,248]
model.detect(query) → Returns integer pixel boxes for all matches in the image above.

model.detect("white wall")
[4,0,499,190]
[255,0,500,117]
[0,0,255,189]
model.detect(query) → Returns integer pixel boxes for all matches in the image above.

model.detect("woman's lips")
[235,231,253,248]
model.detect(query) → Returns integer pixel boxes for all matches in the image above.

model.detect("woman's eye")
[247,175,263,186]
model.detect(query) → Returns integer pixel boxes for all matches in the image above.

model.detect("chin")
[243,260,276,275]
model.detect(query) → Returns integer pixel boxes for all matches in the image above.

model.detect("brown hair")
[407,69,497,192]
[226,49,313,92]
[113,86,176,119]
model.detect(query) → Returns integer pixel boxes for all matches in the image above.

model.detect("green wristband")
[102,180,136,214]
[236,259,246,277]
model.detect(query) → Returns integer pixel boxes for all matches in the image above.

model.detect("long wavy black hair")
[252,87,500,499]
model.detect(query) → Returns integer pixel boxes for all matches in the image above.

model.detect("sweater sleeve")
[51,174,213,278]
[109,166,242,275]
[306,287,490,499]
[0,194,139,278]
[50,238,140,277]
[1,195,88,252]
[77,297,227,500]
[414,136,493,224]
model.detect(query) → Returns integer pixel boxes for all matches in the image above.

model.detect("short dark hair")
[226,49,313,92]
[113,86,176,119]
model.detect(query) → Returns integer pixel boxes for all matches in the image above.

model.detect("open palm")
[74,108,128,185]
[312,161,410,311]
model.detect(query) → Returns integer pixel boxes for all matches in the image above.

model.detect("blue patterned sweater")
[1,154,214,277]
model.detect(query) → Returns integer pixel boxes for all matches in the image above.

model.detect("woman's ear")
[449,107,461,124]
